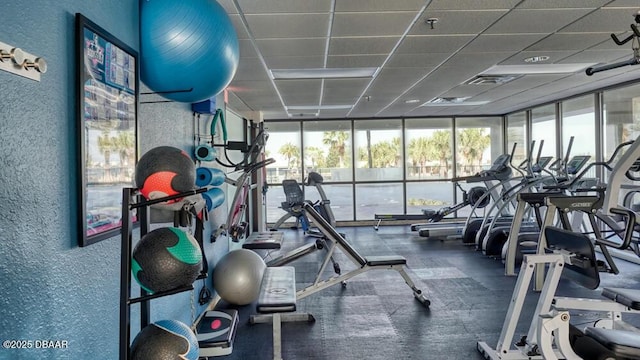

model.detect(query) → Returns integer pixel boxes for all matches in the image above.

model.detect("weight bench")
[301,202,430,307]
[242,231,284,250]
[249,266,314,360]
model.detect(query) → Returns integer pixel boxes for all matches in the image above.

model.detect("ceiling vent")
[465,74,521,85]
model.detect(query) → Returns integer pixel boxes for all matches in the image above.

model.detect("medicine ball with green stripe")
[132,227,203,294]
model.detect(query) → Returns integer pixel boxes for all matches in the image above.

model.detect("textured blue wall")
[0,1,228,359]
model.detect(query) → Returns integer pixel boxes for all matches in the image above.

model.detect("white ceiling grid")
[217,0,640,119]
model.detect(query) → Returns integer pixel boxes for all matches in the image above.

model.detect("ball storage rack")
[119,187,207,360]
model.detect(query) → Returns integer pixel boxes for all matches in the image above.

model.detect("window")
[354,119,403,181]
[265,121,302,184]
[355,183,403,220]
[407,181,453,215]
[302,120,352,182]
[603,82,640,160]
[455,117,503,176]
[506,112,527,165]
[305,183,354,221]
[531,104,557,159]
[562,95,596,167]
[405,118,453,180]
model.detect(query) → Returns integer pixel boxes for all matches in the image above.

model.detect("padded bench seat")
[365,255,407,267]
[585,327,640,359]
[602,287,640,310]
[257,266,296,313]
[243,231,284,250]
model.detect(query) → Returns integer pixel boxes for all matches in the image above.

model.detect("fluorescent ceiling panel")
[286,105,354,110]
[270,67,379,79]
[481,63,596,75]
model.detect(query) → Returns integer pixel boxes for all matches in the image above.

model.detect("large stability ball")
[132,227,203,294]
[140,0,240,103]
[135,146,196,202]
[213,249,266,305]
[131,319,199,360]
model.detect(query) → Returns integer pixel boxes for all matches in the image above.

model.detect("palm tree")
[97,131,116,167]
[458,128,490,174]
[322,131,349,167]
[111,131,136,181]
[408,137,430,177]
[425,130,452,177]
[279,142,300,170]
[304,146,325,170]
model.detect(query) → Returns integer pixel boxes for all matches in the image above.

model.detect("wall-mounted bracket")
[0,40,46,81]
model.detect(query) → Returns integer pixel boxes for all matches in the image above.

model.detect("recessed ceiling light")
[524,56,550,63]
[404,99,421,104]
[270,67,379,80]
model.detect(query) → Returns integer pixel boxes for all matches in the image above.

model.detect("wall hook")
[0,40,45,81]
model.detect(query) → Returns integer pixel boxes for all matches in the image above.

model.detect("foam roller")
[196,167,226,187]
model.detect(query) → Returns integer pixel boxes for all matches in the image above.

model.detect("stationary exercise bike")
[270,172,336,237]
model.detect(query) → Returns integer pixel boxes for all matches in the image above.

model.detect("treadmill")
[413,148,515,240]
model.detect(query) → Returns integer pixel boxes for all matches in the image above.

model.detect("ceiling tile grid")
[222,0,640,119]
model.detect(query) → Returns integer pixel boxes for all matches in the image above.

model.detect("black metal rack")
[118,187,207,360]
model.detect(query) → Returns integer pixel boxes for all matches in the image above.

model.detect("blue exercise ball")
[140,0,239,103]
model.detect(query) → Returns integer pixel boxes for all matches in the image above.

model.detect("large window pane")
[405,118,453,180]
[455,117,503,176]
[305,183,354,221]
[265,121,302,184]
[406,181,453,215]
[507,111,527,165]
[354,119,403,181]
[531,105,557,159]
[266,185,287,224]
[302,120,352,182]
[355,183,402,220]
[562,95,596,173]
[603,83,640,159]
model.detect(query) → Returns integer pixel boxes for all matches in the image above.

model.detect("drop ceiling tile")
[524,33,609,52]
[561,8,640,33]
[327,55,388,68]
[485,9,592,34]
[245,13,329,39]
[516,0,610,8]
[396,35,475,54]
[386,53,451,68]
[409,10,509,35]
[256,38,327,57]
[558,50,634,65]
[322,78,371,104]
[329,37,400,55]
[264,56,325,69]
[426,0,520,10]
[276,79,322,106]
[336,0,426,12]
[237,0,332,14]
[229,14,249,39]
[461,34,548,53]
[217,0,238,14]
[332,12,418,37]
[233,58,270,81]
[238,39,259,58]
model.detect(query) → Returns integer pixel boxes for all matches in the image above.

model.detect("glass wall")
[264,121,302,223]
[353,119,403,182]
[562,95,596,168]
[302,120,352,182]
[506,111,527,165]
[531,104,557,159]
[603,82,640,160]
[455,117,503,176]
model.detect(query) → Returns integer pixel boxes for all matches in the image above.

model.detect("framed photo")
[76,14,138,247]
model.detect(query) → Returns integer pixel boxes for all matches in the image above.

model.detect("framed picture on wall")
[76,13,138,247]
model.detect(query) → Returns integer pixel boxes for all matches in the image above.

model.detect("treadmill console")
[531,156,552,173]
[487,154,511,172]
[566,155,591,175]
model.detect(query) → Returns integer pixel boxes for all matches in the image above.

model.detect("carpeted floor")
[209,225,640,360]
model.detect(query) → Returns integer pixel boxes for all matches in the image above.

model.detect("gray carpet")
[209,225,640,360]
